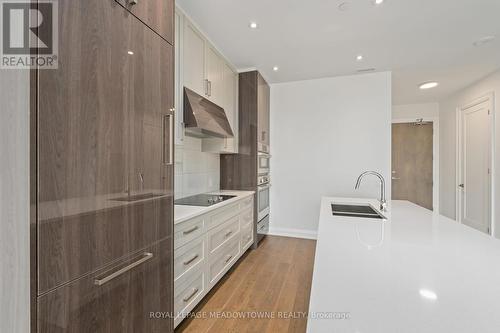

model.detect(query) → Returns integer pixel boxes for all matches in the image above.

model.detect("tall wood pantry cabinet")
[220,71,270,248]
[32,0,175,331]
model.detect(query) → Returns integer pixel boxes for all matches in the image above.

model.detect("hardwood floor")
[176,236,317,333]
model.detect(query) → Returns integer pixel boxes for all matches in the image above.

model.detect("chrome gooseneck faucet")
[355,171,387,212]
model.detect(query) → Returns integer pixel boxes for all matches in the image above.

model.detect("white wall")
[0,71,30,332]
[174,137,220,199]
[393,103,439,120]
[269,72,392,239]
[439,69,500,239]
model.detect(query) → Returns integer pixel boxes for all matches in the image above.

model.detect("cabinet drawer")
[174,267,205,325]
[240,207,253,228]
[115,0,174,44]
[240,196,254,212]
[240,222,254,251]
[38,196,173,293]
[37,238,172,333]
[207,215,240,255]
[174,216,205,249]
[207,238,240,287]
[207,202,239,230]
[174,237,204,281]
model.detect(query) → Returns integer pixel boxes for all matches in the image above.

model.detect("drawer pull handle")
[183,226,199,235]
[225,255,233,264]
[183,254,199,266]
[183,287,199,302]
[94,252,153,286]
[225,230,233,237]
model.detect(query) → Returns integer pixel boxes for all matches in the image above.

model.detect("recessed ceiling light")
[127,51,134,55]
[249,22,258,29]
[473,36,496,47]
[419,82,439,90]
[356,55,364,61]
[273,66,279,72]
[374,0,385,4]
[419,289,437,301]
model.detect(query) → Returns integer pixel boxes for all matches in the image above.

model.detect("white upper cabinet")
[183,20,206,97]
[174,11,184,145]
[205,46,224,106]
[202,63,238,153]
[175,7,239,153]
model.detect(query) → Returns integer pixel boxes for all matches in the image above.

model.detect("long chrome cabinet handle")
[183,253,199,266]
[225,255,233,264]
[183,225,199,235]
[163,112,174,165]
[183,287,199,302]
[94,252,153,286]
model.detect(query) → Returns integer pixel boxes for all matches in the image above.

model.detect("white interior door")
[459,98,492,234]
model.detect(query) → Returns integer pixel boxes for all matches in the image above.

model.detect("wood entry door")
[392,122,433,210]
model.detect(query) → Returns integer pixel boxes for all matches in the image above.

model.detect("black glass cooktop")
[174,194,236,207]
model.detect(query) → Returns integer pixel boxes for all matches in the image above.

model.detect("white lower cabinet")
[174,236,205,281]
[174,266,206,325]
[173,195,254,327]
[240,221,254,251]
[207,237,240,288]
[207,215,240,255]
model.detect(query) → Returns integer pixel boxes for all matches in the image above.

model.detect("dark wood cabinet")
[35,0,174,331]
[37,197,173,293]
[37,238,172,333]
[257,73,270,149]
[220,71,270,248]
[115,0,174,45]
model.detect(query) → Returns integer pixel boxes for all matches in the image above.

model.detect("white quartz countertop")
[307,197,500,333]
[174,190,255,224]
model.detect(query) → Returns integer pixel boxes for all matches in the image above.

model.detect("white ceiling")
[177,0,500,105]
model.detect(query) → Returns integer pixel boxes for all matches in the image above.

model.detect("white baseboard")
[267,227,317,240]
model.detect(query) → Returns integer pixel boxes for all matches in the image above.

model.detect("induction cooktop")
[174,194,236,207]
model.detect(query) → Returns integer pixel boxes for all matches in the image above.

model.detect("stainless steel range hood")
[183,87,234,139]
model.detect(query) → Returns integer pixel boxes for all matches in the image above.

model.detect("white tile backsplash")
[207,172,220,192]
[175,136,221,199]
[182,173,207,197]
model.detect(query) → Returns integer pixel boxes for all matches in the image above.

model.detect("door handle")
[183,254,199,266]
[163,113,173,165]
[459,184,465,189]
[182,288,199,302]
[129,0,138,5]
[94,252,153,286]
[208,80,212,97]
[183,226,199,235]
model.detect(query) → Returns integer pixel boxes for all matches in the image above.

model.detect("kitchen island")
[307,197,500,333]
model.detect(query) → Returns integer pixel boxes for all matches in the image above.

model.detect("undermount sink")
[112,193,166,202]
[331,203,386,220]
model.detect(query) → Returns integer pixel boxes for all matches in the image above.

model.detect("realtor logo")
[1,0,58,69]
